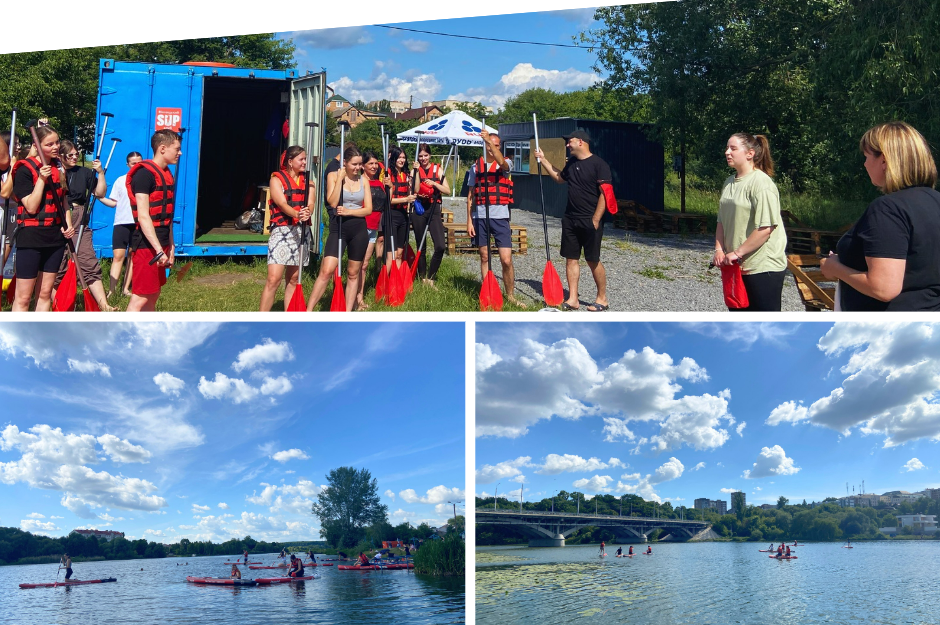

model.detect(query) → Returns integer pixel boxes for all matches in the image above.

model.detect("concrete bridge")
[476,508,709,547]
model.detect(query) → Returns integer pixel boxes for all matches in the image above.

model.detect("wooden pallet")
[441,209,454,224]
[787,254,835,311]
[443,223,528,255]
[613,200,665,233]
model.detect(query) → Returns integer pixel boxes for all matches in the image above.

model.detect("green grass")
[664,175,870,231]
[413,536,465,577]
[636,265,674,281]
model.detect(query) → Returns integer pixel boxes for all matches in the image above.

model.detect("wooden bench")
[787,254,835,311]
[443,223,528,255]
[782,210,850,256]
[613,200,665,233]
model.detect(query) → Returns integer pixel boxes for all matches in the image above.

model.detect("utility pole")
[495,483,499,511]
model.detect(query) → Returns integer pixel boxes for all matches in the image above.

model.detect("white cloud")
[720,488,739,494]
[384,490,395,500]
[615,458,684,503]
[25,512,45,519]
[67,359,111,377]
[390,508,417,524]
[144,529,165,537]
[552,7,597,25]
[572,475,614,493]
[21,519,59,533]
[192,504,210,513]
[218,503,229,509]
[260,375,293,396]
[742,446,800,479]
[682,323,799,349]
[903,458,926,472]
[399,485,464,505]
[280,479,322,498]
[476,343,502,371]
[153,372,185,396]
[330,70,442,108]
[768,323,940,447]
[245,480,321,514]
[691,462,706,471]
[476,456,531,484]
[535,454,625,475]
[247,483,278,506]
[291,26,373,50]
[271,449,309,463]
[477,339,733,452]
[232,339,295,372]
[449,63,600,110]
[198,373,259,404]
[401,39,429,53]
[96,434,152,464]
[736,422,747,437]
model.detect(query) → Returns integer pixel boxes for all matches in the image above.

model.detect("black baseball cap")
[562,129,592,144]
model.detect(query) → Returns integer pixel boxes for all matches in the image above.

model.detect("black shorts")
[472,217,512,249]
[385,209,408,251]
[112,223,135,249]
[560,215,603,262]
[324,215,368,262]
[14,245,67,280]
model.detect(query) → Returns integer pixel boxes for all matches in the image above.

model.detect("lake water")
[476,541,938,624]
[2,553,464,624]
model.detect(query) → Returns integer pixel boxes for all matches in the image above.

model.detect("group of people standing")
[715,121,940,311]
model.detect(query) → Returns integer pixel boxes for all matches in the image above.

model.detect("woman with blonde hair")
[821,121,940,310]
[712,132,787,311]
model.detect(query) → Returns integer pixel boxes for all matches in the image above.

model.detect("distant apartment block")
[422,99,494,115]
[366,99,409,114]
[925,488,940,500]
[838,494,881,508]
[693,498,727,515]
[898,514,937,532]
[70,529,125,542]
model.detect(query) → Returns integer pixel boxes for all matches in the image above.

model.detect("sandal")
[561,302,578,311]
[586,302,610,312]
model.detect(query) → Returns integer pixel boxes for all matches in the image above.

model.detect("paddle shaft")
[75,137,120,251]
[482,118,492,274]
[532,112,552,261]
[0,108,15,267]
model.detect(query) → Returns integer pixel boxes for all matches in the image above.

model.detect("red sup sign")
[155,108,182,132]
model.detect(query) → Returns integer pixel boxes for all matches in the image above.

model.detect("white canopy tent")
[395,110,498,197]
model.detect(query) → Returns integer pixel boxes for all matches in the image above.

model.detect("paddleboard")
[19,578,117,589]
[224,562,261,565]
[256,575,316,584]
[186,576,257,586]
[768,555,798,560]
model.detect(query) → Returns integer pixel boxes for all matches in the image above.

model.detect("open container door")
[288,72,327,257]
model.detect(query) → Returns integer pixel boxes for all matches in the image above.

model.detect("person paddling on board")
[62,553,75,580]
[230,564,242,580]
[785,546,791,557]
[645,546,652,555]
[242,550,249,565]
[628,545,634,555]
[769,543,773,551]
[357,552,370,566]
[616,547,622,556]
[287,554,305,578]
[277,548,288,564]
[307,550,317,564]
[599,541,606,555]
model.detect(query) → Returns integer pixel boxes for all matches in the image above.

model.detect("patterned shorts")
[267,225,309,266]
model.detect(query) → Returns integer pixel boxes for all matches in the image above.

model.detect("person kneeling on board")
[645,546,652,555]
[126,129,181,312]
[357,552,370,566]
[230,564,242,580]
[615,546,622,556]
[287,555,305,578]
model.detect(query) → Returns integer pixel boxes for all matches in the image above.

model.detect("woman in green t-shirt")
[712,133,787,311]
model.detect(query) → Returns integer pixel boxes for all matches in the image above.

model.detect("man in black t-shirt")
[534,130,613,311]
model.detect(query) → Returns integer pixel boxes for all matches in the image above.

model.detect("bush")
[413,535,464,577]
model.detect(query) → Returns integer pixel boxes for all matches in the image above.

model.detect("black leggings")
[728,270,786,312]
[324,215,368,262]
[386,209,408,251]
[410,203,445,280]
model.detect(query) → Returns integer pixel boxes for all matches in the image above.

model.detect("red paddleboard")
[306,563,332,567]
[224,562,261,565]
[768,555,798,560]
[256,575,315,584]
[186,576,257,586]
[249,565,288,569]
[842,546,853,549]
[338,563,414,570]
[20,578,116,589]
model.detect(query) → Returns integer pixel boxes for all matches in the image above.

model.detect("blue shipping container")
[91,60,327,258]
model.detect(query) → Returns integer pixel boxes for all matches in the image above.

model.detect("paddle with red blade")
[478,118,503,311]
[287,122,318,311]
[532,112,563,306]
[408,130,432,284]
[329,122,349,312]
[29,126,96,311]
[374,123,388,303]
[73,112,113,252]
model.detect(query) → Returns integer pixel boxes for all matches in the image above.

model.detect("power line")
[374,24,593,49]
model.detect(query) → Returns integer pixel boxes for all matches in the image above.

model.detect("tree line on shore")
[475,492,940,545]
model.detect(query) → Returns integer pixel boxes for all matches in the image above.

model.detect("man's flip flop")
[586,302,609,312]
[562,302,577,311]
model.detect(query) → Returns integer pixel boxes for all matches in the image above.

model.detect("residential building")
[759,504,776,510]
[366,99,409,114]
[925,488,940,500]
[838,494,880,508]
[390,105,444,123]
[897,514,938,533]
[71,529,125,542]
[326,94,350,113]
[331,104,387,128]
[693,498,728,515]
[422,99,494,115]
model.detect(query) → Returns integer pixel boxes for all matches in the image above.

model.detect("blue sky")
[0,322,465,542]
[476,322,940,509]
[281,8,602,111]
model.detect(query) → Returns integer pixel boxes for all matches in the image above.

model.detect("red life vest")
[126,160,175,228]
[365,179,386,230]
[388,170,410,206]
[416,164,442,203]
[12,157,64,228]
[472,157,513,206]
[269,170,305,227]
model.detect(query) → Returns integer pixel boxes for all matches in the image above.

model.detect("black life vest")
[472,158,513,206]
[388,170,410,207]
[12,157,64,228]
[269,170,305,227]
[416,164,442,204]
[126,160,174,228]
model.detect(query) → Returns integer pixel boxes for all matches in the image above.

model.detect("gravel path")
[443,201,806,312]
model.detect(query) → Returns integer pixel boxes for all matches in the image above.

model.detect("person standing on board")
[599,540,606,555]
[628,545,634,555]
[467,129,524,306]
[125,130,180,312]
[62,553,74,580]
[534,130,614,311]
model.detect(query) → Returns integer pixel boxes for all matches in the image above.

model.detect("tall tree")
[311,467,388,548]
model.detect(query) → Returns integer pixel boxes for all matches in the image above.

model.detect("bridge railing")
[475,508,706,524]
